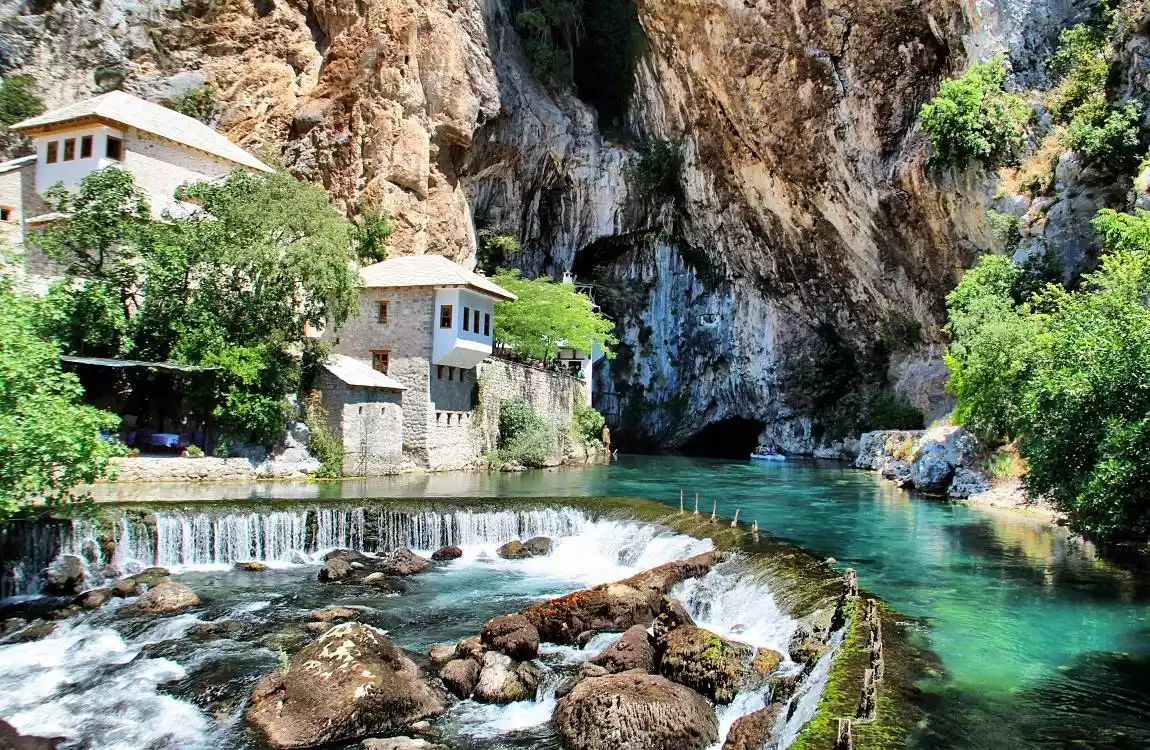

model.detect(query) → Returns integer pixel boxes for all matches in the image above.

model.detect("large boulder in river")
[554,673,719,750]
[133,582,201,614]
[590,625,655,674]
[43,555,85,595]
[658,626,754,704]
[472,651,541,703]
[318,557,354,582]
[246,622,445,748]
[431,545,462,561]
[480,614,539,660]
[111,567,170,597]
[496,536,553,559]
[722,704,783,750]
[439,657,480,699]
[362,738,447,750]
[378,548,429,576]
[520,551,721,644]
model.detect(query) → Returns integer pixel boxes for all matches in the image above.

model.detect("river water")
[4,454,1149,749]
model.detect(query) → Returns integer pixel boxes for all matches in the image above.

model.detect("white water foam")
[8,507,836,749]
[0,621,210,750]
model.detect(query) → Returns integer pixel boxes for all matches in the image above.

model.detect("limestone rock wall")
[0,0,1111,454]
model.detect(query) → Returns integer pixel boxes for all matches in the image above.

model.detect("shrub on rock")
[246,623,445,748]
[554,673,719,750]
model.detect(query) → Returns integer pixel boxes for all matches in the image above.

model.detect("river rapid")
[0,502,832,750]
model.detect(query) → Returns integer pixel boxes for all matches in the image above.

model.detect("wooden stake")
[731,509,740,528]
[679,489,684,514]
[710,500,717,523]
[694,494,699,515]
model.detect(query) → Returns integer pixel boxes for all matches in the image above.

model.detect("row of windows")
[436,411,468,425]
[376,299,492,338]
[45,135,122,164]
[438,304,490,336]
[436,365,471,382]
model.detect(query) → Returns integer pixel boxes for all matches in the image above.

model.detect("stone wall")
[328,287,436,466]
[314,370,404,476]
[106,455,317,482]
[123,130,239,217]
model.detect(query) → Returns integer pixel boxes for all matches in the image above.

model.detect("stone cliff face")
[0,0,1103,454]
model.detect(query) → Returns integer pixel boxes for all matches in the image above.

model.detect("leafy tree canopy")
[351,199,395,264]
[945,208,1150,540]
[0,75,44,129]
[166,84,219,124]
[493,269,617,362]
[35,168,359,445]
[919,57,1030,170]
[0,282,120,522]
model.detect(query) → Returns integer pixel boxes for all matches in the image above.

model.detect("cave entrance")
[679,418,765,459]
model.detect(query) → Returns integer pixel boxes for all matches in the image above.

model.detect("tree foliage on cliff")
[946,209,1150,540]
[0,74,45,156]
[1046,9,1145,174]
[492,269,617,363]
[34,168,358,445]
[0,283,120,522]
[919,57,1030,170]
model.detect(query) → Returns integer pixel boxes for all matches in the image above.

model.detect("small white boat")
[750,449,786,462]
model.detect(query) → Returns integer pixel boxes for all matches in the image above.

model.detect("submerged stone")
[590,625,656,674]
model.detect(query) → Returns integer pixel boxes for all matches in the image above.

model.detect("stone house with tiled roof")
[0,90,271,288]
[318,254,590,473]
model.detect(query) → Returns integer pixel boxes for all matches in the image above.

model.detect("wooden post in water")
[834,718,854,750]
[731,509,740,528]
[710,500,717,523]
[679,489,684,514]
[694,494,699,515]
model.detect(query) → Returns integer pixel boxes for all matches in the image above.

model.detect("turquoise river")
[65,455,1150,748]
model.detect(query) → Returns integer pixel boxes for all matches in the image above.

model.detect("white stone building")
[318,254,592,473]
[0,90,271,286]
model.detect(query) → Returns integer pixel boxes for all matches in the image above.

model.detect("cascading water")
[63,505,590,572]
[0,520,69,598]
[1,504,838,750]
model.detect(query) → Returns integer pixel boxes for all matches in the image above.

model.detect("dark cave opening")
[679,418,765,459]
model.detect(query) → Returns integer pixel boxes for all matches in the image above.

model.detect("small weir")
[18,506,590,582]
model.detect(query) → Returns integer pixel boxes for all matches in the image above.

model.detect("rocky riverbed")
[0,498,924,749]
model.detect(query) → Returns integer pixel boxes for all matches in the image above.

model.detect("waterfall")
[0,520,68,598]
[63,505,591,571]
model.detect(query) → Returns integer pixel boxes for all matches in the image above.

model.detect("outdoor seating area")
[62,356,216,456]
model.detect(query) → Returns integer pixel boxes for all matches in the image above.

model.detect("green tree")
[0,283,120,522]
[944,254,1044,443]
[32,167,152,319]
[476,227,521,275]
[633,139,683,200]
[0,74,45,155]
[166,84,219,124]
[492,269,617,362]
[498,396,555,467]
[351,199,395,264]
[919,57,1030,170]
[1020,245,1150,539]
[37,168,359,445]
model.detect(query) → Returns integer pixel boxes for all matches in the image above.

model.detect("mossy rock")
[659,625,754,704]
